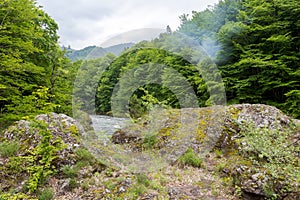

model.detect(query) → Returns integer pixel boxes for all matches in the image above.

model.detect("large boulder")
[2,113,85,167]
[0,113,104,195]
[112,104,291,160]
[111,104,299,199]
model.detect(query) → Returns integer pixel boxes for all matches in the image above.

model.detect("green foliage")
[5,87,58,121]
[0,140,19,157]
[284,90,300,118]
[238,123,300,197]
[73,54,115,114]
[24,121,65,193]
[96,47,208,118]
[177,148,203,168]
[178,0,300,118]
[142,134,157,149]
[68,178,79,191]
[81,180,90,191]
[0,192,37,200]
[0,0,76,129]
[1,120,66,194]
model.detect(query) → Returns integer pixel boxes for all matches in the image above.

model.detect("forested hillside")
[66,43,134,61]
[92,0,300,118]
[178,0,300,117]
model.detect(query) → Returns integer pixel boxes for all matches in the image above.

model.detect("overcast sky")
[36,0,219,49]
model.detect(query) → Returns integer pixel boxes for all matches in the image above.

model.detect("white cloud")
[37,0,219,49]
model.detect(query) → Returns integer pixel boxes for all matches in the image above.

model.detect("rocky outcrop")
[0,105,299,199]
[112,104,291,159]
[2,113,85,167]
[112,104,299,199]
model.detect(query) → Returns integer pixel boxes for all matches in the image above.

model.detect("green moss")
[158,127,172,137]
[227,106,241,120]
[196,127,206,142]
[65,125,80,139]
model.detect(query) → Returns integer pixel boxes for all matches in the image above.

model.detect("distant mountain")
[104,43,134,55]
[65,43,134,61]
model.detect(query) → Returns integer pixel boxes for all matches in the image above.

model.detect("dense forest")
[0,0,78,130]
[91,0,300,118]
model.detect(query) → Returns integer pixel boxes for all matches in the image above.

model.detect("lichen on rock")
[111,104,299,199]
[0,112,105,196]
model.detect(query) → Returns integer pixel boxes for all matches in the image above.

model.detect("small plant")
[68,178,78,191]
[177,148,203,168]
[136,173,150,187]
[211,185,219,196]
[133,185,147,196]
[234,185,242,198]
[142,134,157,149]
[214,149,223,158]
[216,162,226,173]
[62,165,78,178]
[263,186,278,200]
[82,180,89,191]
[105,168,114,177]
[75,148,94,165]
[38,187,54,200]
[0,140,19,157]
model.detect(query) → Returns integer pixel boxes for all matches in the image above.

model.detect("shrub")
[68,178,79,191]
[238,124,300,197]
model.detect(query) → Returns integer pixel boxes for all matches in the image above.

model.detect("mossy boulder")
[112,104,291,160]
[0,113,104,196]
[2,113,85,167]
[112,104,299,199]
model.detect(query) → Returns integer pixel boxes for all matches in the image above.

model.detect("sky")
[36,0,219,49]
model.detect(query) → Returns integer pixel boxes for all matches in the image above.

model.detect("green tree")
[0,0,71,129]
[96,46,209,118]
[218,0,300,117]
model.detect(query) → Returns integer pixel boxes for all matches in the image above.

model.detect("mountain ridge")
[65,42,134,61]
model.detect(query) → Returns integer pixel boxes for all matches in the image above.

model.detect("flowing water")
[89,115,129,135]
